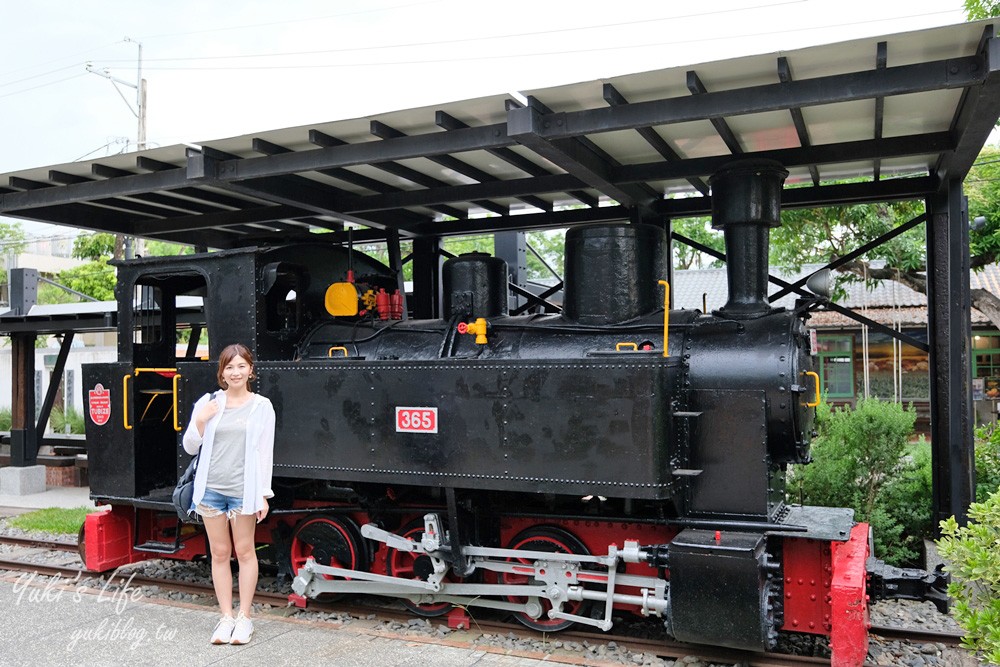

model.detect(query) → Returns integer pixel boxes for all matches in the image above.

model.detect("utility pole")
[86,37,146,258]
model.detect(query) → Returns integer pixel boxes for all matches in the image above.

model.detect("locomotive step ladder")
[131,506,197,554]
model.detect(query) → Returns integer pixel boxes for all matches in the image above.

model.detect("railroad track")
[0,535,79,552]
[0,550,969,666]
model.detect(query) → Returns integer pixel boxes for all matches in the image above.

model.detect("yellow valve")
[803,371,821,407]
[361,290,377,310]
[658,280,670,357]
[457,318,489,345]
[615,342,638,351]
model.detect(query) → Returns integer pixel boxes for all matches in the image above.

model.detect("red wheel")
[501,525,591,632]
[387,520,454,617]
[289,515,368,594]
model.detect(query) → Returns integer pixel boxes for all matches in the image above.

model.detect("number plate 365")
[395,407,438,433]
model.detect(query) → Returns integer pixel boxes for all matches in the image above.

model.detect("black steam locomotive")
[81,161,944,666]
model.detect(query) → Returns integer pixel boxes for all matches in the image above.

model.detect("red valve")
[457,322,468,334]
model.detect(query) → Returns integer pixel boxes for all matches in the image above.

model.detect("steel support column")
[494,231,526,313]
[35,331,75,436]
[926,179,975,527]
[10,332,38,466]
[411,237,442,319]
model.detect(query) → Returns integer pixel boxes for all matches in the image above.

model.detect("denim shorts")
[195,488,244,519]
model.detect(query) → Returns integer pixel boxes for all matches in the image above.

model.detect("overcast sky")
[0,0,971,237]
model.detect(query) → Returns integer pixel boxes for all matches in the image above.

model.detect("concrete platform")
[0,484,95,514]
[0,576,559,666]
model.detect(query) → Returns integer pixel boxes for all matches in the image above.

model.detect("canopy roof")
[1,20,998,249]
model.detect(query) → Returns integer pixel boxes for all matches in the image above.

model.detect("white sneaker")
[230,612,254,645]
[210,616,236,644]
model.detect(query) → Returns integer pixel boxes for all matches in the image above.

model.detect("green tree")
[72,233,115,261]
[0,221,28,288]
[144,239,193,257]
[965,0,1000,19]
[55,261,116,301]
[671,216,725,269]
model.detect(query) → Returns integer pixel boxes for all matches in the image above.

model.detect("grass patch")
[8,506,93,534]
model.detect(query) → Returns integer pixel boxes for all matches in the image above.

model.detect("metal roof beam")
[507,52,992,141]
[776,58,820,186]
[654,176,936,217]
[132,204,306,236]
[935,29,1000,183]
[189,147,417,233]
[340,173,581,213]
[620,132,952,183]
[874,42,888,181]
[370,120,509,216]
[309,129,469,220]
[686,71,744,155]
[434,111,553,212]
[220,122,513,182]
[603,84,710,196]
[0,168,192,212]
[508,99,652,207]
[408,204,631,238]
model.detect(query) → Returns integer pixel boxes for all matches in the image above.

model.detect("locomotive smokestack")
[709,160,788,318]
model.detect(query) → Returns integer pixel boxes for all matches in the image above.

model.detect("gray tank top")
[205,399,253,499]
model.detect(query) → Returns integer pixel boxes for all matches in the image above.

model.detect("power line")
[0,73,87,101]
[97,0,806,64]
[94,8,960,73]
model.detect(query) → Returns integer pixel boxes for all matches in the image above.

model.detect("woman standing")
[182,343,275,645]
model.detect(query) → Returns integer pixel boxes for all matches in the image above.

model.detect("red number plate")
[395,407,438,433]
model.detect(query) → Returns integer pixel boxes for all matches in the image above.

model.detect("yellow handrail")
[172,373,183,432]
[658,280,670,357]
[122,374,132,431]
[328,346,348,358]
[133,367,178,375]
[804,371,821,407]
[615,342,638,351]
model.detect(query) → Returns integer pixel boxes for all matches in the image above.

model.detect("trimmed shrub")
[790,398,925,565]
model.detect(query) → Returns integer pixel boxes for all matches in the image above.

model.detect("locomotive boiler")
[80,160,946,666]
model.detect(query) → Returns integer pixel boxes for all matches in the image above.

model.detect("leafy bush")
[974,424,1000,503]
[790,398,925,565]
[937,489,1000,664]
[0,406,11,431]
[49,406,85,434]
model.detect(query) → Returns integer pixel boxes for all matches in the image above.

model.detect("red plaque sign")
[88,383,111,426]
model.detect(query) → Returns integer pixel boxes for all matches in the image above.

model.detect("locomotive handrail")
[615,342,638,351]
[658,280,670,357]
[804,371,821,407]
[328,346,348,358]
[122,374,132,431]
[172,373,183,432]
[132,367,178,377]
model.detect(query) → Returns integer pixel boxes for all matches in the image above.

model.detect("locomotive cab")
[82,244,396,505]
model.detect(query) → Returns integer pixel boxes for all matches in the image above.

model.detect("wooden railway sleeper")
[290,512,670,632]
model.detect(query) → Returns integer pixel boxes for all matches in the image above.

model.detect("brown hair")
[217,343,255,389]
